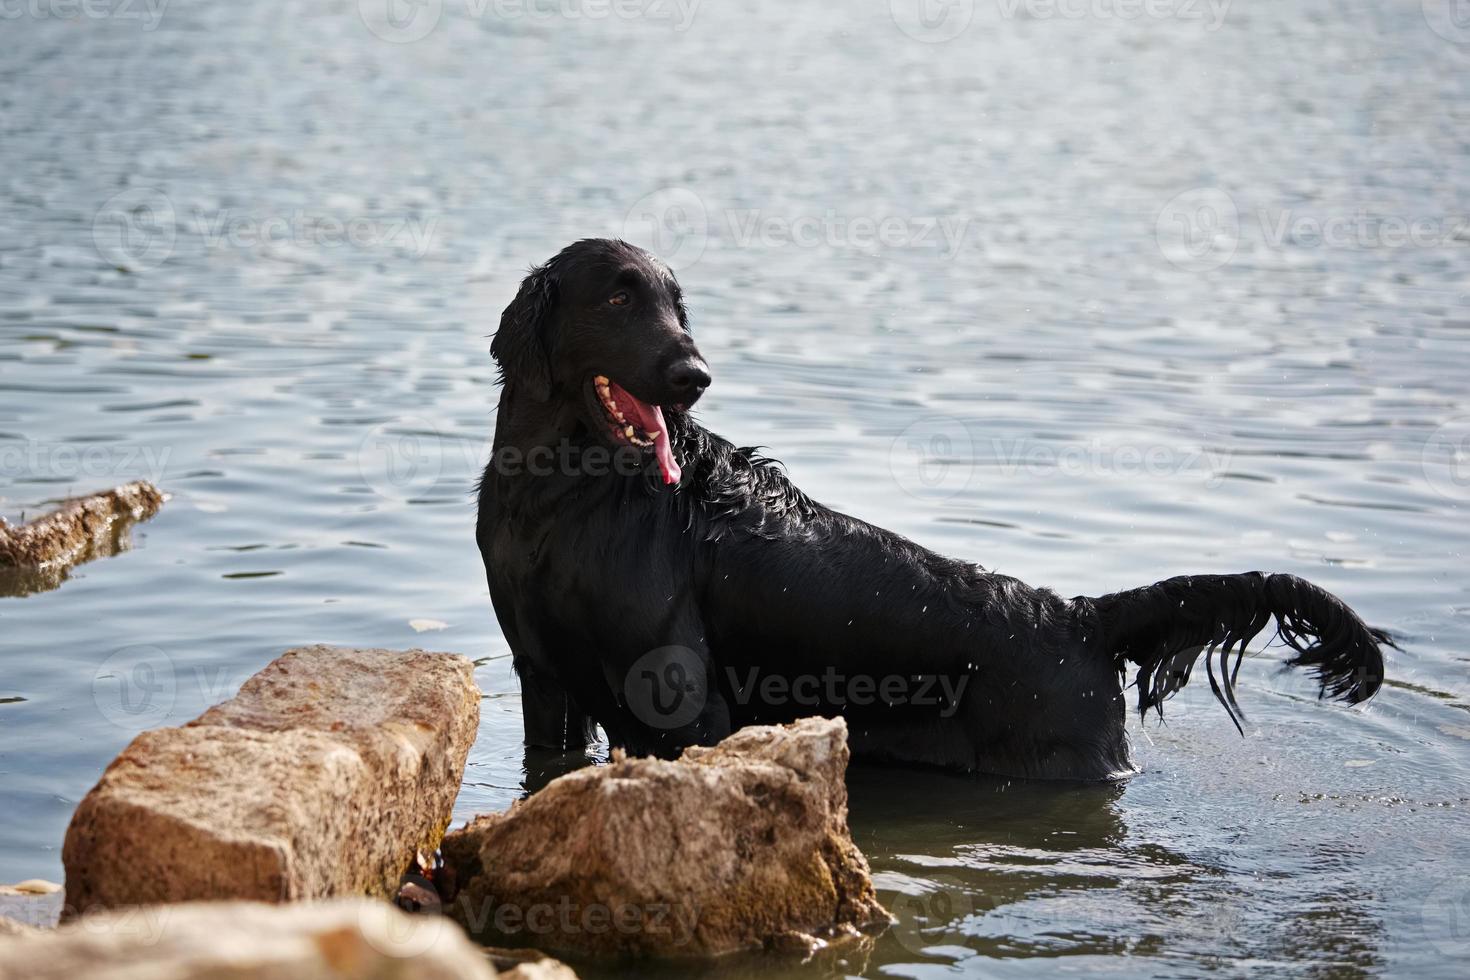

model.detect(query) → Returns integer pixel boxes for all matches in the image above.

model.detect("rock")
[484,948,581,980]
[442,716,889,959]
[0,899,502,979]
[497,961,580,980]
[0,481,164,568]
[62,646,480,919]
[0,879,61,896]
[0,916,38,938]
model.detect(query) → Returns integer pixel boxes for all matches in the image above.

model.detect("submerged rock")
[0,481,163,566]
[0,899,504,979]
[0,481,165,597]
[442,716,889,959]
[61,646,480,919]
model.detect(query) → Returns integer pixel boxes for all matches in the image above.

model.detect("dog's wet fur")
[477,239,1389,780]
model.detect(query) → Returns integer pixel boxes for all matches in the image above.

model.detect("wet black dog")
[476,239,1388,780]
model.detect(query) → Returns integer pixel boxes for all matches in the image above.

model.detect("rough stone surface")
[62,646,481,919]
[442,717,889,959]
[0,481,164,568]
[0,916,38,938]
[0,899,501,979]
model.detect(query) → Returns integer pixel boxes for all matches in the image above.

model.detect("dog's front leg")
[516,656,597,750]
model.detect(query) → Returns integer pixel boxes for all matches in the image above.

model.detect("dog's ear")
[491,263,557,401]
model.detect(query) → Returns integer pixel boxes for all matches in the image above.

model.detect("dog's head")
[492,239,710,485]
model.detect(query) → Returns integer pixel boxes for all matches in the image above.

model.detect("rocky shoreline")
[0,645,890,977]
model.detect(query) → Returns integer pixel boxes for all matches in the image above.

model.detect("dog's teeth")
[614,412,625,422]
[594,375,609,385]
[623,425,636,439]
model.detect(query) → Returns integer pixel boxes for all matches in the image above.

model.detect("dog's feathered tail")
[1089,572,1389,733]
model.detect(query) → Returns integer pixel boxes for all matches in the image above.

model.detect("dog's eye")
[609,290,630,307]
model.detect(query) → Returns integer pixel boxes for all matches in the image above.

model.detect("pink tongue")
[646,405,681,486]
[614,384,681,486]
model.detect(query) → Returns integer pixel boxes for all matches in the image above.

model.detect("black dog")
[476,239,1388,780]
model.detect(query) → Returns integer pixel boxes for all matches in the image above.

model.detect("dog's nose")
[666,358,711,400]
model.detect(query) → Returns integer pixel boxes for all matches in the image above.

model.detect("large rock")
[441,717,889,959]
[0,899,502,979]
[62,646,480,919]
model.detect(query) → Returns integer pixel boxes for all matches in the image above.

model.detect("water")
[1,0,1468,976]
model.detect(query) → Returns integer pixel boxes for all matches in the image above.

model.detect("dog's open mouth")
[591,375,681,485]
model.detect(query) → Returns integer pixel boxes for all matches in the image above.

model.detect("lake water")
[2,1,1468,976]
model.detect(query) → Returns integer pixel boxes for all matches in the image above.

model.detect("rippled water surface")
[2,1,1469,976]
